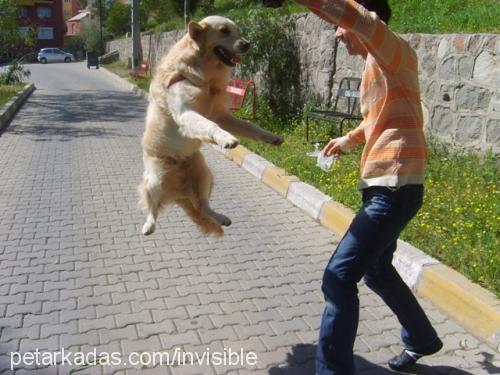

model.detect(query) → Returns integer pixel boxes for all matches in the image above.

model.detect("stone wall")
[107,14,499,154]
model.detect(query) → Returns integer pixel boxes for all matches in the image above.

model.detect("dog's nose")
[237,39,251,53]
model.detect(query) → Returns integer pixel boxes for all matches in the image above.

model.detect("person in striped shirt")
[293,0,443,373]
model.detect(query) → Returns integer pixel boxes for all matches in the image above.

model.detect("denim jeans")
[316,185,439,375]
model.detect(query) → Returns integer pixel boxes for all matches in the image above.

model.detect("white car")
[37,48,74,64]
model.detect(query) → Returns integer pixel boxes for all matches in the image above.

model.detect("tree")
[106,2,131,36]
[0,0,22,53]
[81,19,111,53]
[141,0,201,27]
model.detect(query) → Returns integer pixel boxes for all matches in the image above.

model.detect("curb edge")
[0,83,36,133]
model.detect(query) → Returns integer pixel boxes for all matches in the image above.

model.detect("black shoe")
[388,338,443,371]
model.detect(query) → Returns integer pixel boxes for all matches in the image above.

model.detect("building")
[65,10,91,36]
[62,0,80,21]
[17,0,64,50]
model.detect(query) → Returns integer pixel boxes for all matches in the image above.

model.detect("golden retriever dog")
[139,16,284,237]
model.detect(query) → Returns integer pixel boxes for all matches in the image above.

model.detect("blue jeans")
[316,185,439,375]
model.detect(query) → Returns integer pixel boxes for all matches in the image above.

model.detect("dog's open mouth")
[214,46,241,67]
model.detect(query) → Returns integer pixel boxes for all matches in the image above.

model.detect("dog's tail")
[176,199,224,237]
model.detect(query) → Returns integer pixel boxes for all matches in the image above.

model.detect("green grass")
[0,84,24,108]
[389,0,500,33]
[152,0,499,33]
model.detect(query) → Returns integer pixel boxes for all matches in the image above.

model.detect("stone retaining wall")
[107,14,499,153]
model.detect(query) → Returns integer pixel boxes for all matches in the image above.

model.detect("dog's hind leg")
[177,199,224,237]
[191,151,232,227]
[139,155,164,235]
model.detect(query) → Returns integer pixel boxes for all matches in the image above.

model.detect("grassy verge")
[0,84,24,108]
[103,61,499,297]
[153,0,500,34]
[389,0,500,33]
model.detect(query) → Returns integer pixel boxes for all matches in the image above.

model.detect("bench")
[305,77,362,143]
[226,78,257,119]
[128,60,149,78]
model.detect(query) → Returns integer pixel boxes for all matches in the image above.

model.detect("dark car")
[87,52,99,69]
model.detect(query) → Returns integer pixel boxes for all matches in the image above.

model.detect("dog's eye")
[219,27,230,36]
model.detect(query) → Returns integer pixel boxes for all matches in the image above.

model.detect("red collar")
[167,74,186,88]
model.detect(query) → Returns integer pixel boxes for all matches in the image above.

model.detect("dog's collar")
[167,74,187,88]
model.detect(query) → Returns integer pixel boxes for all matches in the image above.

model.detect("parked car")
[37,48,74,64]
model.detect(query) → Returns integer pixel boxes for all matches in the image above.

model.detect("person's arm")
[295,0,410,72]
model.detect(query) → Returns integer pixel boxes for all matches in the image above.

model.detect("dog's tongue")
[231,54,241,65]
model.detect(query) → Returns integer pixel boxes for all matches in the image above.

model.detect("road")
[0,61,498,374]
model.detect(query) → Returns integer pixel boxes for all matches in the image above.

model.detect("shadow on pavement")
[267,343,481,375]
[1,89,146,140]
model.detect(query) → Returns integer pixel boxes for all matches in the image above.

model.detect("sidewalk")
[0,68,498,374]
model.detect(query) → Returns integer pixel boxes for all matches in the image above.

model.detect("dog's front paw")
[213,213,232,227]
[217,134,239,149]
[265,133,284,146]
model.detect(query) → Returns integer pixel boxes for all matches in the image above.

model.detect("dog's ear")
[188,21,207,43]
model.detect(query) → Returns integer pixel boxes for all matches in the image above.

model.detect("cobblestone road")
[0,62,498,374]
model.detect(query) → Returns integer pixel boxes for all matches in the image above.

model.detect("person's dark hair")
[356,0,392,24]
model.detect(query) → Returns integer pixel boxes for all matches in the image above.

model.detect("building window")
[18,27,29,38]
[18,7,28,17]
[37,7,52,18]
[38,27,54,40]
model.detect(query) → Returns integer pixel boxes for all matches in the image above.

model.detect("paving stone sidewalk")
[0,65,498,375]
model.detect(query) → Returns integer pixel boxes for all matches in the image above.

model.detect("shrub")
[232,7,303,125]
[81,19,112,54]
[0,60,30,85]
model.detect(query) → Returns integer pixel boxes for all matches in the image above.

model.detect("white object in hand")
[307,142,321,157]
[316,152,336,172]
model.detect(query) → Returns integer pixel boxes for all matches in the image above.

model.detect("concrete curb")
[101,66,500,350]
[217,143,500,350]
[0,83,36,133]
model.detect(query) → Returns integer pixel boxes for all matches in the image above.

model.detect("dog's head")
[188,16,250,67]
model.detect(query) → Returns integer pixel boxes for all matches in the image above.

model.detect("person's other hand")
[322,136,349,157]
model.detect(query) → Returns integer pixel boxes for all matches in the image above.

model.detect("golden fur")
[139,16,283,236]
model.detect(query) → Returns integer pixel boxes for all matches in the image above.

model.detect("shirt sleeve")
[344,121,366,149]
[306,0,408,72]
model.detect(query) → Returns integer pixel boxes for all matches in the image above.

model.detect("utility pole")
[184,0,188,30]
[98,0,103,53]
[131,0,141,70]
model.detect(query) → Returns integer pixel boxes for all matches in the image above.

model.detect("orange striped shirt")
[307,0,427,188]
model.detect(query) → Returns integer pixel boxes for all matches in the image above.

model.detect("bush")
[81,19,112,54]
[232,7,302,126]
[0,60,30,85]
